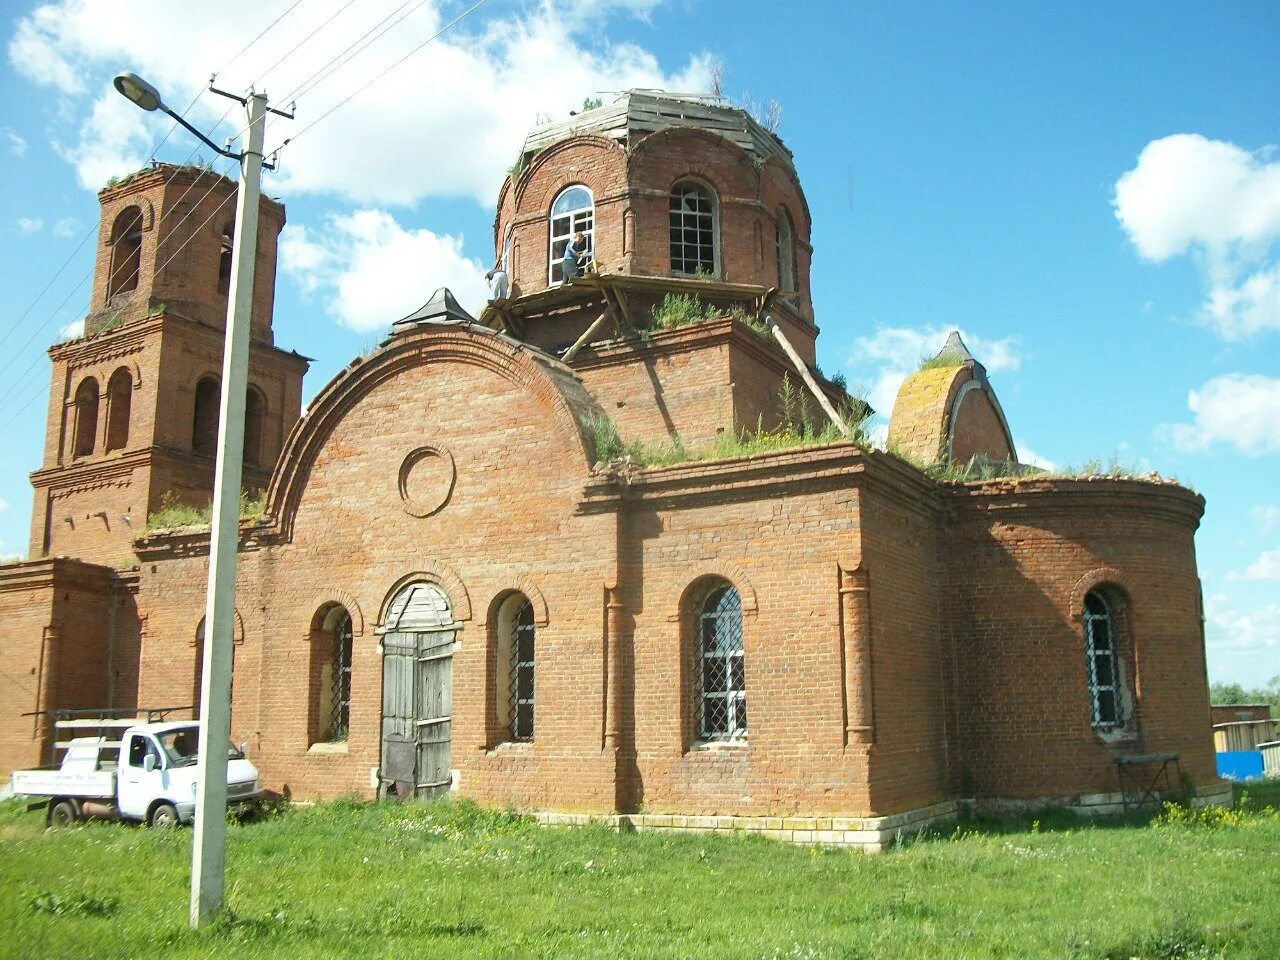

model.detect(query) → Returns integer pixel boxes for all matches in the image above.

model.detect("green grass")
[3,785,1278,959]
[145,490,267,532]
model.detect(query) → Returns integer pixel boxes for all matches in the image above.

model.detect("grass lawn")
[3,784,1279,960]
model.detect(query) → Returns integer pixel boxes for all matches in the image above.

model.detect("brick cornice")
[30,448,150,487]
[0,556,118,593]
[942,478,1205,529]
[580,442,937,514]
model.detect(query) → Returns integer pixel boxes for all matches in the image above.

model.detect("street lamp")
[113,70,289,929]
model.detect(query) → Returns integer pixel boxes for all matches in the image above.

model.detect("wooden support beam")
[561,311,611,363]
[764,312,851,438]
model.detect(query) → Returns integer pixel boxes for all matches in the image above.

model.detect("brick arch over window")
[509,576,549,627]
[304,589,365,640]
[670,560,758,622]
[378,562,472,624]
[1069,567,1132,622]
[265,326,606,539]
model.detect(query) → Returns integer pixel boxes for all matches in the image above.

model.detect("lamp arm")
[159,104,240,160]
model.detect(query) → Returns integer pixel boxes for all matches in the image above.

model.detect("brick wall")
[941,479,1221,800]
[0,559,120,778]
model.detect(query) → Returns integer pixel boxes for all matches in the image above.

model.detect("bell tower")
[28,164,309,566]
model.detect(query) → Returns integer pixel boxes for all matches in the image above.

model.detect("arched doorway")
[380,582,456,799]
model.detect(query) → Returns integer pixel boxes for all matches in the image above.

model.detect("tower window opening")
[775,206,795,291]
[107,206,143,301]
[217,227,233,296]
[548,185,594,285]
[192,376,220,457]
[105,367,132,452]
[73,377,100,458]
[670,182,718,276]
[243,387,265,467]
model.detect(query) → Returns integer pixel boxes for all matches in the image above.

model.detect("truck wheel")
[47,799,78,828]
[148,802,180,828]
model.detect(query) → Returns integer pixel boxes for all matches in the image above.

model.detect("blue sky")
[1,0,1277,685]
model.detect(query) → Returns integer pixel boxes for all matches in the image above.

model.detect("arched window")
[192,376,220,456]
[698,583,746,740]
[494,593,535,742]
[73,377,99,458]
[312,605,353,743]
[1083,591,1121,728]
[548,185,594,284]
[107,206,143,300]
[105,368,132,452]
[193,617,237,714]
[669,181,717,276]
[775,206,795,291]
[217,226,233,296]
[243,387,265,467]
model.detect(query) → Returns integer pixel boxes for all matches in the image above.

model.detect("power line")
[280,0,428,105]
[274,0,490,153]
[256,0,360,89]
[215,0,309,79]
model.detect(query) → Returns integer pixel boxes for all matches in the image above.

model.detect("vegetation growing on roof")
[648,292,768,339]
[145,489,267,531]
[916,353,961,371]
[586,386,871,470]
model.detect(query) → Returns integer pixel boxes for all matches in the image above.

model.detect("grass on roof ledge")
[144,489,267,532]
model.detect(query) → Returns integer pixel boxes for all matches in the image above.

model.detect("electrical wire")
[274,0,490,152]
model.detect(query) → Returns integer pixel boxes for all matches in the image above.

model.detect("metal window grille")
[327,612,353,742]
[549,186,594,284]
[1083,592,1121,727]
[698,585,746,740]
[510,600,535,741]
[669,184,716,275]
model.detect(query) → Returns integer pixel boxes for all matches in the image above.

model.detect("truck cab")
[116,722,262,825]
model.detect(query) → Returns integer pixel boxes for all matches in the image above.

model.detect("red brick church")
[0,92,1226,847]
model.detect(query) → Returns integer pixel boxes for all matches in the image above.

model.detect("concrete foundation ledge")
[532,786,1235,853]
[968,783,1235,819]
[535,800,965,853]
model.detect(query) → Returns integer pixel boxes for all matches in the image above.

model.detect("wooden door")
[380,583,456,799]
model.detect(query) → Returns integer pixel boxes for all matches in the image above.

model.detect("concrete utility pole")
[189,86,266,930]
[113,70,291,929]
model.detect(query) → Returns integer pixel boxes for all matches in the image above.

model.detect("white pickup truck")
[11,720,263,827]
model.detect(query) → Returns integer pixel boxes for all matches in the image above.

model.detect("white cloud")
[1230,547,1280,582]
[11,0,712,206]
[1159,373,1280,456]
[1114,134,1280,338]
[1205,593,1280,654]
[847,324,1021,418]
[2,129,27,157]
[52,217,79,237]
[280,209,489,332]
[1251,505,1280,534]
[58,318,85,340]
[0,496,8,513]
[17,217,43,233]
[1014,440,1055,471]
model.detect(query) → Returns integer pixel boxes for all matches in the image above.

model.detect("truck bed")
[11,767,116,799]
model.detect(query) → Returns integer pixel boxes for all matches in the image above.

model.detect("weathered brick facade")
[0,93,1227,841]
